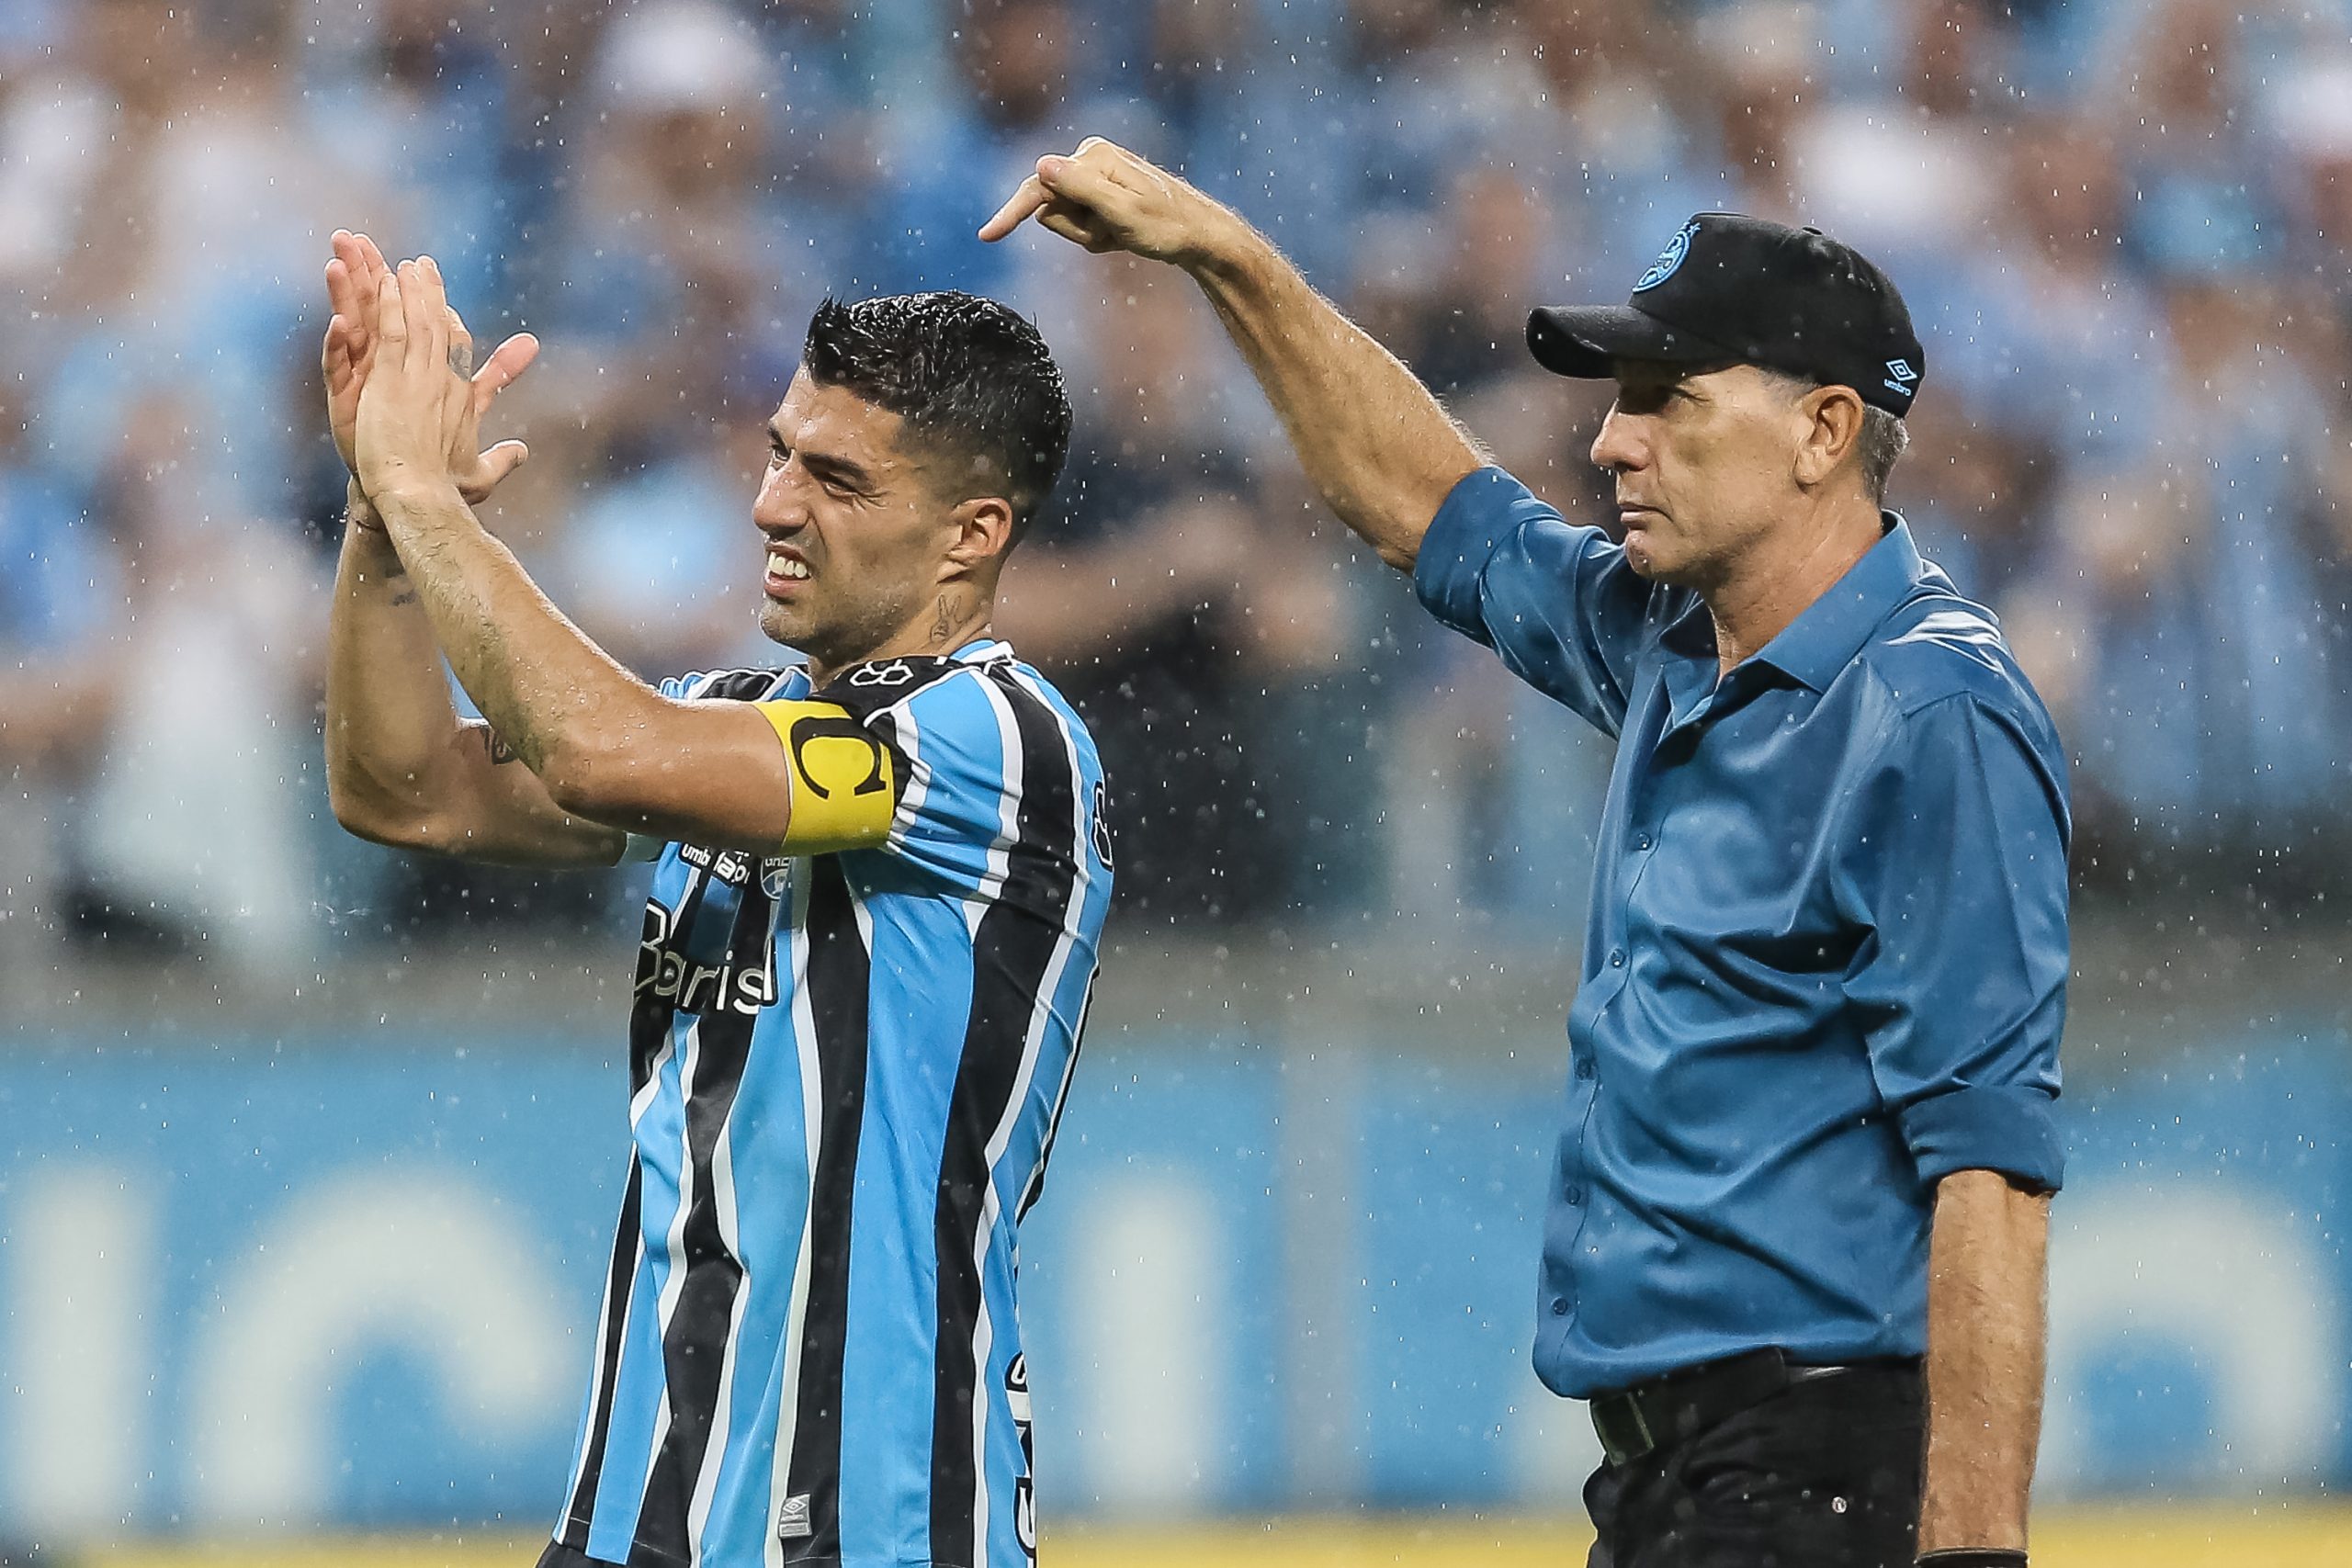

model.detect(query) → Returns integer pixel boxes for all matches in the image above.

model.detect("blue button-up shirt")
[1416,468,2069,1398]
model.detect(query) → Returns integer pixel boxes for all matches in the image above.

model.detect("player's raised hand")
[322,228,393,477]
[354,255,470,509]
[443,308,537,506]
[327,230,536,506]
[978,138,1237,266]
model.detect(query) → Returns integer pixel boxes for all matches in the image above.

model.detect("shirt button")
[1564,1185,1586,1206]
[1550,1297,1570,1316]
[1634,832,1653,852]
[1576,1057,1596,1081]
[1610,950,1625,968]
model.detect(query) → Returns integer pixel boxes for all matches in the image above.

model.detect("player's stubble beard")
[759,571,931,678]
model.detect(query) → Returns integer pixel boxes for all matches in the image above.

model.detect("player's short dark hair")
[802,292,1074,546]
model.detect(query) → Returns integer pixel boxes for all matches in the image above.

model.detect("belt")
[1588,1347,1867,1467]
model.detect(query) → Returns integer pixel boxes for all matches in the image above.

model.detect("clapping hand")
[323,231,537,514]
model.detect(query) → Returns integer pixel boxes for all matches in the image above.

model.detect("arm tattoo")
[480,725,519,764]
[387,586,420,608]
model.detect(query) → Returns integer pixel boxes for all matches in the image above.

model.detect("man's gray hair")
[1760,370,1908,502]
[1855,404,1909,503]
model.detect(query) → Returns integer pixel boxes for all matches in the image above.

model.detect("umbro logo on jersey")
[679,841,755,886]
[777,1494,814,1541]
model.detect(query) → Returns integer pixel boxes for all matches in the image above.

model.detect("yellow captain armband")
[753,699,900,855]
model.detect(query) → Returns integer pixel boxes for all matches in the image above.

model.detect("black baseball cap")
[1526,213,1926,415]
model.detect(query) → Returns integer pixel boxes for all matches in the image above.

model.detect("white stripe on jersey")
[766,862,825,1568]
[966,674,1026,936]
[886,700,929,860]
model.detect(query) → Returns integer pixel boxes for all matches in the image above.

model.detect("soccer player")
[986,146,2064,1568]
[321,234,1111,1568]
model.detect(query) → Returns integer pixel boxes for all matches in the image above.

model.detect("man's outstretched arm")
[981,140,1485,570]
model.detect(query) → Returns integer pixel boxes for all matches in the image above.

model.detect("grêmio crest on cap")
[1634,219,1702,292]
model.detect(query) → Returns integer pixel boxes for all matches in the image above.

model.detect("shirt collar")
[1750,512,1925,693]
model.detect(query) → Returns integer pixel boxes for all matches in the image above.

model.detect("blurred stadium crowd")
[1,0,2349,976]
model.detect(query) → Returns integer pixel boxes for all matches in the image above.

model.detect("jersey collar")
[1751,512,1927,693]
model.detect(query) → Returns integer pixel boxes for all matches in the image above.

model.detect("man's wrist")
[1917,1550,2028,1567]
[1175,204,1267,286]
[363,472,469,528]
[345,478,386,533]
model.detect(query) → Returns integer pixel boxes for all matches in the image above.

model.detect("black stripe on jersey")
[561,1154,647,1550]
[929,669,1083,1568]
[783,855,874,1565]
[629,866,713,1093]
[632,881,775,1564]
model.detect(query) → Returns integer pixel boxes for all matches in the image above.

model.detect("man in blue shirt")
[987,147,2064,1568]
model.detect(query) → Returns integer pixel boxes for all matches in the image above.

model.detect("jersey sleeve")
[1412,467,1659,738]
[1838,693,2071,1192]
[757,661,1041,891]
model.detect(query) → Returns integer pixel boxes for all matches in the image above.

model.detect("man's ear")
[944,495,1017,574]
[1792,384,1866,490]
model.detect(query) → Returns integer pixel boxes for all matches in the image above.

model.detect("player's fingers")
[480,439,530,485]
[978,175,1053,242]
[392,260,421,367]
[353,231,391,287]
[400,259,441,374]
[446,305,474,380]
[474,333,540,410]
[1035,152,1138,231]
[325,310,356,367]
[325,253,355,320]
[373,266,407,352]
[1036,205,1108,251]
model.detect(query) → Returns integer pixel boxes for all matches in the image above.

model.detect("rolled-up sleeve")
[1840,693,2071,1191]
[1411,467,1657,738]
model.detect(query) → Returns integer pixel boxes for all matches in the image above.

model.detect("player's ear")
[944,495,1016,572]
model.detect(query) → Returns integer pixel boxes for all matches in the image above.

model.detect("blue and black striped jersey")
[548,638,1113,1568]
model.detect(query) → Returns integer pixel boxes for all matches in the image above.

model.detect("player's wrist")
[363,469,469,527]
[1173,203,1266,282]
[344,477,386,534]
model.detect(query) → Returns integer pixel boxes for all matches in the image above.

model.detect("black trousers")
[1584,1360,1925,1568]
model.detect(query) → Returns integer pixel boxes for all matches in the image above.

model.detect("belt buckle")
[1592,1393,1657,1467]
